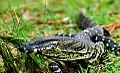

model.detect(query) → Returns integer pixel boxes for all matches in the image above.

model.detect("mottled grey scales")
[18,12,120,73]
[20,36,105,64]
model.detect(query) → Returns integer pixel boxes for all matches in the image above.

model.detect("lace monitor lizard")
[19,35,105,72]
[19,12,120,73]
[76,12,120,55]
[53,12,120,72]
[56,12,120,55]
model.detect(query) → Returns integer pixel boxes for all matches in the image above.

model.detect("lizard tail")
[76,12,97,30]
[76,12,110,37]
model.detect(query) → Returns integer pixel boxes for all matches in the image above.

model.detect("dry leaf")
[104,22,120,32]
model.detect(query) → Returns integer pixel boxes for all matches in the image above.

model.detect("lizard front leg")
[49,61,62,73]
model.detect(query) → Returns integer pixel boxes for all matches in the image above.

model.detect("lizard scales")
[19,36,105,64]
[56,12,120,54]
[19,12,120,73]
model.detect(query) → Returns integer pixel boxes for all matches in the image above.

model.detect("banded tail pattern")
[76,12,97,30]
[76,12,110,37]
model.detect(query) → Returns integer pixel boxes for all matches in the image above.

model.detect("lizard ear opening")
[103,28,111,37]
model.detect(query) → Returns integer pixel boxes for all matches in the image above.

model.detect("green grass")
[0,0,120,73]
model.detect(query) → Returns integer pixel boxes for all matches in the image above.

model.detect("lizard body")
[19,12,120,73]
